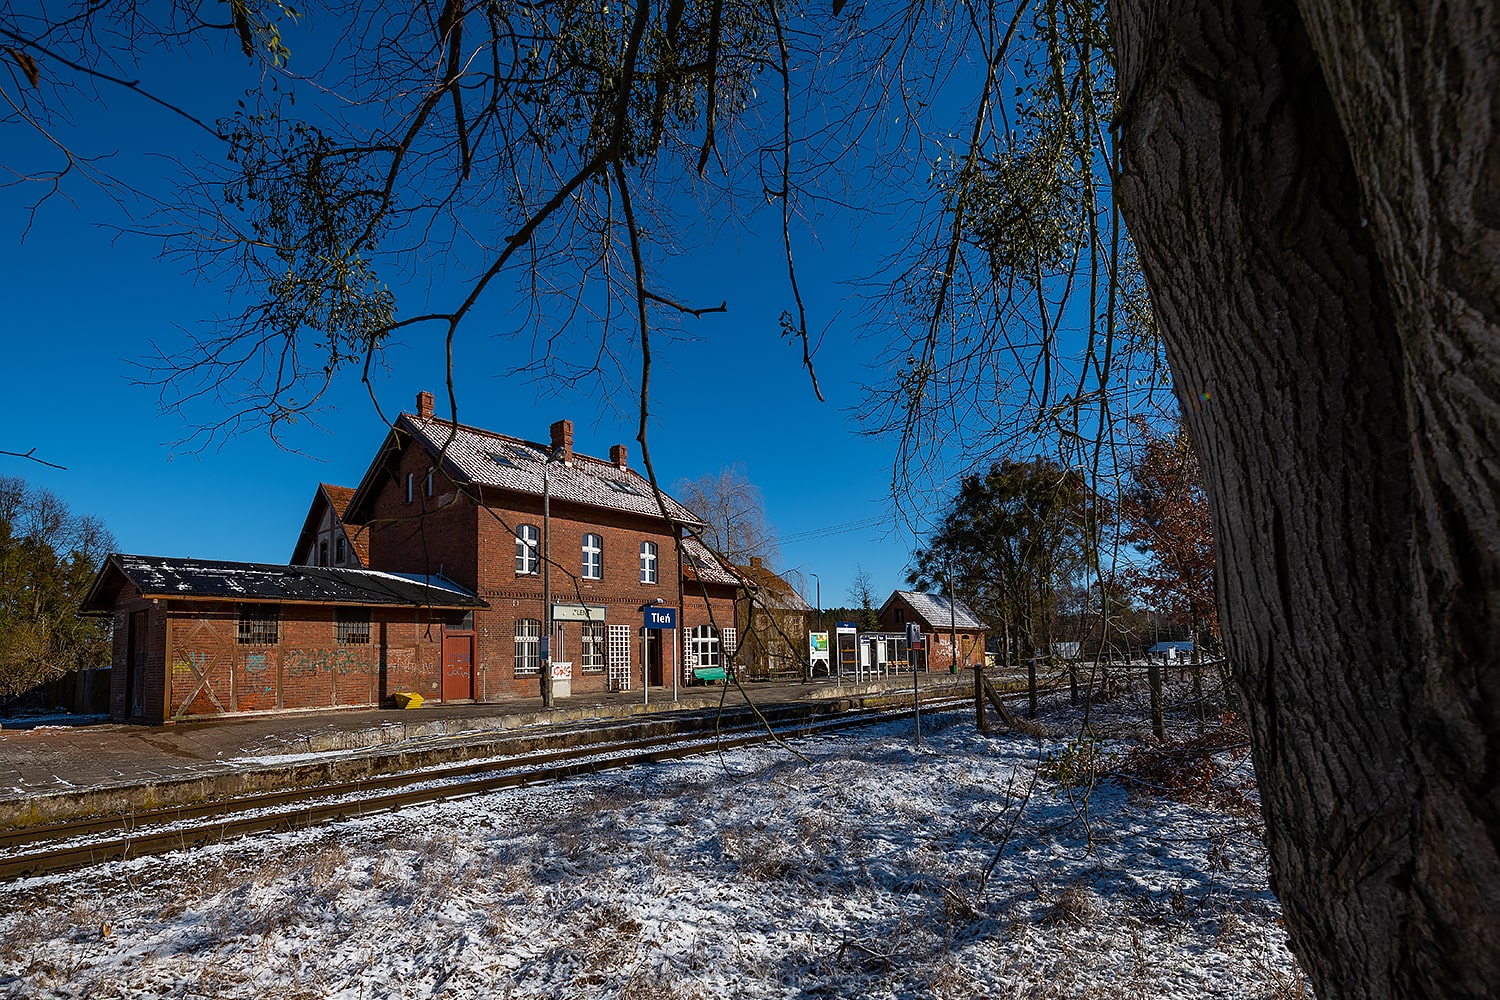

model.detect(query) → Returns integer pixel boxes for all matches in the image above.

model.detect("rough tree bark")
[1111,0,1499,996]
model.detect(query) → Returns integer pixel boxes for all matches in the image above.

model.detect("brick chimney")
[549,419,574,463]
[610,444,628,469]
[416,390,434,419]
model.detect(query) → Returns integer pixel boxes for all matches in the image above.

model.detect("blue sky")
[1,23,959,609]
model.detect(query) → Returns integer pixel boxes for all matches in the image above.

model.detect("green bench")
[693,666,728,684]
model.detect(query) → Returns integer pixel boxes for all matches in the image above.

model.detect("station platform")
[0,673,970,830]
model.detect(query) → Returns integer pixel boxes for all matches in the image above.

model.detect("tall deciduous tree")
[674,464,779,568]
[5,0,1498,993]
[1118,416,1216,648]
[1110,0,1499,993]
[909,458,1101,714]
[0,476,115,701]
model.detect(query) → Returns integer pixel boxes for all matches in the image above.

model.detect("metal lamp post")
[542,457,555,708]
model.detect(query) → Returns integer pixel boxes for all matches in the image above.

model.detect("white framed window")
[639,541,658,584]
[722,627,738,659]
[582,533,602,580]
[514,618,541,676]
[516,524,540,575]
[580,621,606,673]
[688,625,720,669]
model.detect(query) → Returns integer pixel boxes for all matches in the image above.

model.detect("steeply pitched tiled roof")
[321,482,356,515]
[889,590,985,630]
[82,554,486,612]
[680,535,739,587]
[735,560,813,612]
[397,414,705,527]
[318,483,372,566]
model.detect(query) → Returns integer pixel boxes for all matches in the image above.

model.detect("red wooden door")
[442,635,473,701]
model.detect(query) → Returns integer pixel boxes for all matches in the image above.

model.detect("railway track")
[1,694,971,881]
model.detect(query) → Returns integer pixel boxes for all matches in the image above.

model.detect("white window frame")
[516,524,540,575]
[582,533,603,580]
[688,624,720,669]
[580,621,606,673]
[514,618,541,676]
[639,541,658,584]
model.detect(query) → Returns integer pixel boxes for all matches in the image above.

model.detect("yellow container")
[393,692,424,710]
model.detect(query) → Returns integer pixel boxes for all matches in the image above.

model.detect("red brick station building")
[83,392,740,723]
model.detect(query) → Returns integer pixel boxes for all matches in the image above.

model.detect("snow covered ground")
[0,693,1308,999]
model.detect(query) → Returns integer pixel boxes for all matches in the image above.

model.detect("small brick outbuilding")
[81,555,486,724]
[877,590,988,671]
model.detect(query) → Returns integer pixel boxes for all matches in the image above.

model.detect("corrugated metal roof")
[84,554,486,611]
[892,590,985,629]
[402,415,704,527]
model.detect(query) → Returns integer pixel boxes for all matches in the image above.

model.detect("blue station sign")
[643,606,678,630]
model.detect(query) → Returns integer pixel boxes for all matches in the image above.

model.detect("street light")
[807,572,820,684]
[541,450,562,709]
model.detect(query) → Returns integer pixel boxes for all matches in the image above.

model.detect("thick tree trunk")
[1111,0,1499,996]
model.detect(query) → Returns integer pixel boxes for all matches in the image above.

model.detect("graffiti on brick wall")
[284,648,376,678]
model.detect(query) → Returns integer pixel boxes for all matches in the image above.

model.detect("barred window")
[514,618,542,676]
[580,621,606,673]
[336,607,371,644]
[639,541,658,584]
[237,605,280,645]
[516,524,540,575]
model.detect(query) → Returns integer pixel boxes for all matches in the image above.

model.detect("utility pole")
[542,460,554,708]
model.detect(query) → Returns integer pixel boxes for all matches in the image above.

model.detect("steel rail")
[0,699,861,852]
[0,696,970,881]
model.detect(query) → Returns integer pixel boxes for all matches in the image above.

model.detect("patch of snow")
[0,702,1306,998]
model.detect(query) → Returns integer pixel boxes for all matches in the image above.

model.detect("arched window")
[582,533,602,579]
[639,541,658,584]
[514,619,541,676]
[425,467,435,496]
[688,624,720,669]
[516,524,540,575]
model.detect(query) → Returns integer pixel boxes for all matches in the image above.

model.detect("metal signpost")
[642,605,677,707]
[906,622,923,743]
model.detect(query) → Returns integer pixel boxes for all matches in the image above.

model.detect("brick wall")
[876,594,987,671]
[366,437,480,589]
[356,426,740,699]
[108,584,168,723]
[137,602,449,721]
